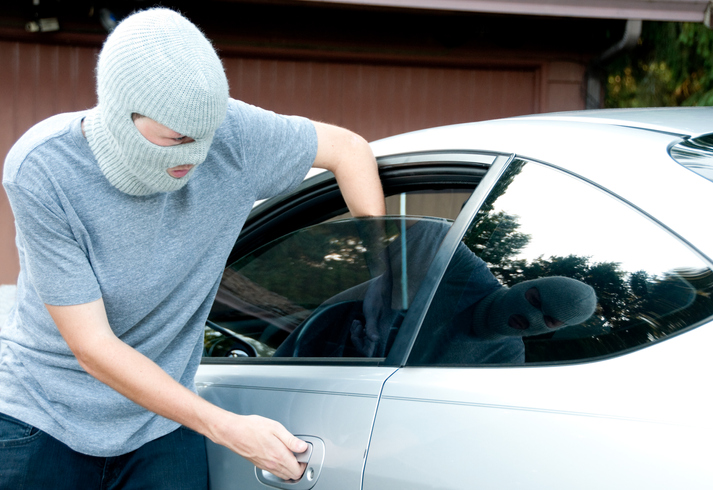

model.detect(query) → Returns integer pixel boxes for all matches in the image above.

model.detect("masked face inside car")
[473,276,597,339]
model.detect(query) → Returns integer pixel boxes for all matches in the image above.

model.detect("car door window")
[408,158,713,366]
[205,216,455,360]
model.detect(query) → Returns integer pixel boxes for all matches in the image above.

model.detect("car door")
[199,216,447,490]
[362,157,713,489]
[196,155,495,489]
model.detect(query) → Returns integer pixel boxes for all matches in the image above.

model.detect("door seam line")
[359,367,400,490]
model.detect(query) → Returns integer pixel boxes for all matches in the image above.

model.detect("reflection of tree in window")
[454,159,713,363]
[463,210,530,284]
[236,223,376,309]
[214,267,309,330]
[207,219,416,358]
[464,160,527,280]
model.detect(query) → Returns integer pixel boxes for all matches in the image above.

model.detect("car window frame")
[202,151,508,367]
[383,154,514,367]
[228,151,496,264]
[395,154,713,368]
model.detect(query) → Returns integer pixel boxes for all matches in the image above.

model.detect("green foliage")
[605,22,713,107]
[466,195,711,336]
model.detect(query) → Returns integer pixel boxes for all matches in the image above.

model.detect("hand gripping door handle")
[255,436,325,490]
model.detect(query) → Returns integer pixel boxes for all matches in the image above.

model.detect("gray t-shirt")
[0,99,318,456]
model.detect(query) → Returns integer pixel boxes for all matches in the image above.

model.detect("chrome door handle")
[255,436,325,490]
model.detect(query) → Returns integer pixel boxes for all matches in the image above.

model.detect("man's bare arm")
[312,122,386,217]
[46,298,307,481]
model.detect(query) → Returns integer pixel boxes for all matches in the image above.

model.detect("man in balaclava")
[0,8,384,489]
[84,6,230,196]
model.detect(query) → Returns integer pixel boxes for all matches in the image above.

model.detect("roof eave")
[297,0,711,22]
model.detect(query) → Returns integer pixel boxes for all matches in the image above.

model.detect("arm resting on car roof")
[311,121,386,217]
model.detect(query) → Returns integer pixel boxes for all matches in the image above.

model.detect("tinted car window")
[408,159,713,366]
[205,216,453,359]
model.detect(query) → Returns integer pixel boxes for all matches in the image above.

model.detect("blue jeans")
[0,412,208,489]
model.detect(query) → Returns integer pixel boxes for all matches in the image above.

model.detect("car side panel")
[363,321,713,489]
[197,364,397,490]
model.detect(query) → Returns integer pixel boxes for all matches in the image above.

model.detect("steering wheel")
[273,300,365,357]
[205,320,258,357]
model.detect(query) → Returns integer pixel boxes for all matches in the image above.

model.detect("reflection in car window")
[330,189,473,222]
[205,217,453,359]
[408,159,713,366]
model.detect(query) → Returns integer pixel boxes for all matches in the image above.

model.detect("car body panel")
[197,365,397,489]
[518,107,713,136]
[364,319,713,489]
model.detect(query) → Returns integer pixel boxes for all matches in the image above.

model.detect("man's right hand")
[209,413,308,481]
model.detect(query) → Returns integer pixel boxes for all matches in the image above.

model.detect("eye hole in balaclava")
[530,287,564,329]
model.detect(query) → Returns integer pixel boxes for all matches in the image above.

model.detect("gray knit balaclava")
[84,8,229,195]
[473,276,597,339]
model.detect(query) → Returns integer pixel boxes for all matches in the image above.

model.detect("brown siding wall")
[0,40,584,284]
[544,61,587,113]
[0,41,99,284]
[226,59,540,142]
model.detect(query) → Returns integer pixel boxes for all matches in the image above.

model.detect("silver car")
[198,108,713,489]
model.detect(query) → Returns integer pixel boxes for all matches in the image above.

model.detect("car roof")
[514,107,713,136]
[369,107,713,264]
[370,107,713,158]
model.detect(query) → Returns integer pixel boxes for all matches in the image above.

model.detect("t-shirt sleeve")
[4,181,101,306]
[225,100,319,201]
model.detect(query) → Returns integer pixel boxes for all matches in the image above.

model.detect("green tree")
[463,210,531,279]
[605,21,713,107]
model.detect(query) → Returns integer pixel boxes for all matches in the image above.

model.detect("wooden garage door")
[224,58,539,142]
